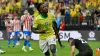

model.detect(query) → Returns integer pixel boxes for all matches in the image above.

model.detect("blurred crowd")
[0,0,100,29]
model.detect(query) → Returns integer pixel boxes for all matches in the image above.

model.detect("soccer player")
[21,9,33,52]
[5,18,13,47]
[12,16,21,46]
[0,45,6,54]
[68,38,93,56]
[32,3,59,56]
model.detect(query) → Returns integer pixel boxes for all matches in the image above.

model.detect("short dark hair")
[36,3,44,12]
[68,38,74,42]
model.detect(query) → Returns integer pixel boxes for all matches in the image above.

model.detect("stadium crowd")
[0,0,100,29]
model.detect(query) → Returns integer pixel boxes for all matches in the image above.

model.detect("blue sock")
[27,40,31,47]
[24,40,27,46]
[13,38,16,46]
[8,39,10,46]
[18,37,20,41]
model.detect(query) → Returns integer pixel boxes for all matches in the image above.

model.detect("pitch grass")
[0,40,100,56]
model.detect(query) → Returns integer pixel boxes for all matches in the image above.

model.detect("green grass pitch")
[0,40,100,56]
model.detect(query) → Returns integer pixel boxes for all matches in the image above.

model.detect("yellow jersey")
[33,13,55,40]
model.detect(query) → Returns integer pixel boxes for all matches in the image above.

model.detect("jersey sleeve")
[32,17,39,28]
[71,40,75,46]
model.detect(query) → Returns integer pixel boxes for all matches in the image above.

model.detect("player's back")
[74,39,92,52]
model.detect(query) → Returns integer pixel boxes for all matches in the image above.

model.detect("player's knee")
[50,44,56,53]
[44,50,50,56]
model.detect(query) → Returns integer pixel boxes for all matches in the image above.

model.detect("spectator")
[78,12,84,25]
[15,0,22,9]
[95,8,100,28]
[65,8,71,25]
[70,8,77,25]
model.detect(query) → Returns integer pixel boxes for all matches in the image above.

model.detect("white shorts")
[39,36,56,53]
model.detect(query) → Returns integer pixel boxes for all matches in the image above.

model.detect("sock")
[24,40,27,46]
[13,38,16,46]
[8,39,10,46]
[27,40,31,47]
[0,46,1,49]
[18,37,20,41]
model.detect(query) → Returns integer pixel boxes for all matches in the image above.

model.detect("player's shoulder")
[48,13,55,18]
[48,13,55,21]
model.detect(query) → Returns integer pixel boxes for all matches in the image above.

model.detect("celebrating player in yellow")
[32,3,58,56]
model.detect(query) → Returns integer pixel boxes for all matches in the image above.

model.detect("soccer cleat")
[0,50,6,54]
[29,47,33,52]
[16,42,20,46]
[22,47,27,52]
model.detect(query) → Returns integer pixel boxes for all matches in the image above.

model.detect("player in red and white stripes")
[12,16,21,46]
[21,9,33,52]
[5,18,13,47]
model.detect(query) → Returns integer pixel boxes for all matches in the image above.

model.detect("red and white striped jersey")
[21,15,33,31]
[5,20,13,32]
[12,19,21,31]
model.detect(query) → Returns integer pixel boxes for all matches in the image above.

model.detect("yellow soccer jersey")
[33,13,55,40]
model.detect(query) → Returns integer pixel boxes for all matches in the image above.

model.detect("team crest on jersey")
[45,22,48,26]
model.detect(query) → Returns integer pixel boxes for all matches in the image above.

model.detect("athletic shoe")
[29,47,33,52]
[22,46,27,52]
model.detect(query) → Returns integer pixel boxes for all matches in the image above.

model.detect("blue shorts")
[23,31,31,37]
[8,32,12,36]
[14,31,20,36]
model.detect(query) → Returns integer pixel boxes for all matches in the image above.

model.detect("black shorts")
[76,49,93,56]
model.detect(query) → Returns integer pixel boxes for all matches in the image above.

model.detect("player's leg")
[16,31,20,45]
[44,50,50,56]
[50,44,56,56]
[57,36,63,47]
[22,31,28,52]
[8,32,12,47]
[48,37,56,56]
[13,32,17,47]
[39,39,50,56]
[26,31,33,51]
[57,28,64,47]
[22,31,33,52]
[0,45,6,54]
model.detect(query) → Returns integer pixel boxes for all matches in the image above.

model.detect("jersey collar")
[40,13,48,19]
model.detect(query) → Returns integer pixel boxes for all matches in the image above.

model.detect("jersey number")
[79,39,87,43]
